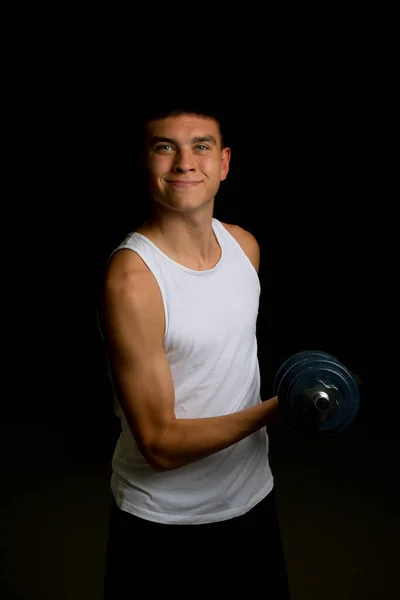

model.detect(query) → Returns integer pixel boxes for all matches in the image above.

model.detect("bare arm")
[100,247,278,472]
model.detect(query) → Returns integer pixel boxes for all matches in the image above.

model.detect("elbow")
[143,447,179,472]
[132,419,183,471]
[146,455,177,472]
[140,435,180,472]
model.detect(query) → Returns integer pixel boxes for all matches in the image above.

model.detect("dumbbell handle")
[302,381,340,423]
[312,390,331,411]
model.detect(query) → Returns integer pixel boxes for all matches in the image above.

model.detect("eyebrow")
[149,135,218,147]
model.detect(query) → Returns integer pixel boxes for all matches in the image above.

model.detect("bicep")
[101,269,176,459]
[112,348,176,453]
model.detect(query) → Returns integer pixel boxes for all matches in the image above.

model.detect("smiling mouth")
[166,180,201,188]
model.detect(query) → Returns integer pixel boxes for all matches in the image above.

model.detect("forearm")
[149,396,279,471]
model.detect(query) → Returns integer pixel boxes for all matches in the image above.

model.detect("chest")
[164,267,260,359]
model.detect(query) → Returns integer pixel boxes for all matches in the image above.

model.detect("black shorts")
[104,489,291,599]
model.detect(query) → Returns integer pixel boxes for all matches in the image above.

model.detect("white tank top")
[107,218,274,524]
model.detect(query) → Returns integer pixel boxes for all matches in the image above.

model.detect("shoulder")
[102,248,162,316]
[219,221,260,272]
[100,248,165,343]
[104,248,150,289]
[100,250,166,366]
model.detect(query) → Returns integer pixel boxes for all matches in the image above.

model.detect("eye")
[195,144,209,151]
[155,144,173,152]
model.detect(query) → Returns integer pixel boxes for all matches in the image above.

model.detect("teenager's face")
[144,114,230,214]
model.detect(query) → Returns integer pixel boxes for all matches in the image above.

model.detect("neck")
[138,204,219,269]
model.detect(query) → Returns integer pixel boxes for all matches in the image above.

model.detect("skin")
[100,114,279,471]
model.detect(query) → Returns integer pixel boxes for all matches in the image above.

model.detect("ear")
[220,147,231,181]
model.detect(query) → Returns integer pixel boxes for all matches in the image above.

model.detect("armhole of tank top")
[216,221,261,293]
[109,244,169,343]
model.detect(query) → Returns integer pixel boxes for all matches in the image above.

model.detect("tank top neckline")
[133,218,224,275]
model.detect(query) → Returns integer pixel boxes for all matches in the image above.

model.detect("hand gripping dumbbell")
[273,350,361,436]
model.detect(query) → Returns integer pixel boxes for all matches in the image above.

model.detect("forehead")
[145,115,221,143]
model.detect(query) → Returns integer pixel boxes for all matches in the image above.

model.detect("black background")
[3,30,398,599]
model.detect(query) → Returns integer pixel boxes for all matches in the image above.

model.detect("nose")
[172,148,195,173]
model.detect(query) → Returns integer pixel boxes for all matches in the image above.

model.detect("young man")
[100,106,291,598]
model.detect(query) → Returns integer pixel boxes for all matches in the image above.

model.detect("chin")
[156,195,211,213]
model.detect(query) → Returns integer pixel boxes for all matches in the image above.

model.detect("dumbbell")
[273,350,361,436]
